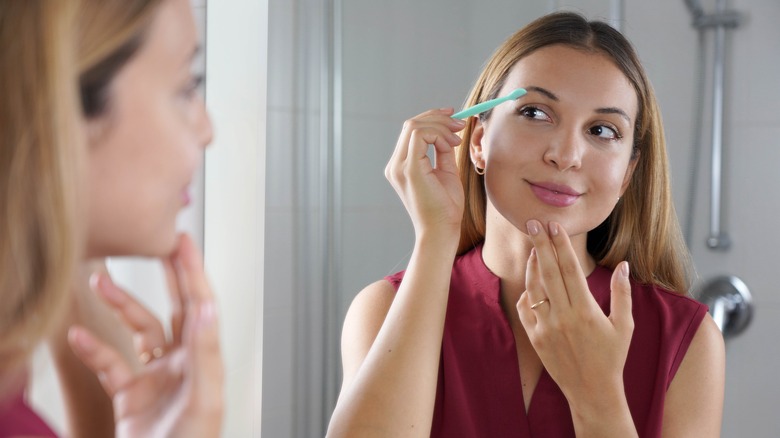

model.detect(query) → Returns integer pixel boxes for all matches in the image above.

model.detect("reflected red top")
[0,383,58,438]
[385,244,707,437]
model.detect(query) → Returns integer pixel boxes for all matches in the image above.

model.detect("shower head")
[684,0,705,19]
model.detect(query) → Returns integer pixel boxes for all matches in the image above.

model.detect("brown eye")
[589,125,620,140]
[517,106,550,121]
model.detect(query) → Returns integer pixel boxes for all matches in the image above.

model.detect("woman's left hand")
[516,220,634,412]
[67,234,223,438]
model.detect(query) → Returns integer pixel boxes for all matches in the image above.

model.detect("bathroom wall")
[626,0,780,435]
[265,0,780,436]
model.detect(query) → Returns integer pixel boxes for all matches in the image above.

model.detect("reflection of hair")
[456,12,691,293]
[0,0,82,374]
[78,0,163,118]
[0,0,164,376]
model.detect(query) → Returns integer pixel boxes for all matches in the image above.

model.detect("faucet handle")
[696,275,752,339]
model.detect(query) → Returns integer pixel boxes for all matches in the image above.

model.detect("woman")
[328,12,724,437]
[0,0,222,436]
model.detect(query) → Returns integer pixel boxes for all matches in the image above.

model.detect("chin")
[143,231,179,257]
[106,231,179,258]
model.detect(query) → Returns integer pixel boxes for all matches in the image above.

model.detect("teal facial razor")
[451,88,527,119]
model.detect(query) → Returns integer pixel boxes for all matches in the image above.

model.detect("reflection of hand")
[47,259,136,437]
[517,220,634,417]
[68,234,223,438]
[385,108,466,243]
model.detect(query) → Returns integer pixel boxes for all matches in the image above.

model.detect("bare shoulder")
[340,279,397,387]
[345,279,397,325]
[686,313,725,361]
[662,313,725,436]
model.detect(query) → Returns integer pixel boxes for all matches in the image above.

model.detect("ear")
[619,152,640,196]
[470,118,486,169]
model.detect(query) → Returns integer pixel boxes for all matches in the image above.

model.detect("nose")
[543,127,583,171]
[197,96,214,150]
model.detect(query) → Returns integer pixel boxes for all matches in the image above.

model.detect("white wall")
[204,0,268,436]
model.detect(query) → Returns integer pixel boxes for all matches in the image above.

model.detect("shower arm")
[688,0,742,250]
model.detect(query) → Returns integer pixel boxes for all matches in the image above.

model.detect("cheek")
[593,157,633,195]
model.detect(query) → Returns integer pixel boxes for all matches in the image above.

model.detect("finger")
[523,247,547,307]
[92,273,168,358]
[394,109,463,161]
[432,127,463,176]
[516,290,537,329]
[547,222,596,310]
[386,111,463,186]
[183,300,224,423]
[406,117,464,155]
[525,219,568,307]
[174,234,214,304]
[68,326,134,397]
[609,261,634,333]
[163,257,185,345]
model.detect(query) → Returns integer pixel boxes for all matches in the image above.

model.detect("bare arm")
[327,109,466,437]
[661,314,725,437]
[328,236,458,437]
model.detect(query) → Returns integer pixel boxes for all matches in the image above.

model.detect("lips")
[528,181,582,207]
[181,188,192,206]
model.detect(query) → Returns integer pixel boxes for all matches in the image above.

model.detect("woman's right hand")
[385,108,467,242]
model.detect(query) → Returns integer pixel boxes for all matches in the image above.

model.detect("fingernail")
[70,327,95,352]
[452,118,466,127]
[526,220,540,236]
[96,275,125,305]
[88,273,100,292]
[621,262,630,279]
[549,222,559,236]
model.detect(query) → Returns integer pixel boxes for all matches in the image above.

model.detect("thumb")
[184,300,224,426]
[609,261,634,334]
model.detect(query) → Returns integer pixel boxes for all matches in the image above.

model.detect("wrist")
[568,382,636,437]
[414,231,460,256]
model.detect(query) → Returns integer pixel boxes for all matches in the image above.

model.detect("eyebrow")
[595,107,632,124]
[525,85,559,101]
[524,85,632,124]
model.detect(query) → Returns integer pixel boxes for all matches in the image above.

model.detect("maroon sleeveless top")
[0,384,58,438]
[385,244,707,437]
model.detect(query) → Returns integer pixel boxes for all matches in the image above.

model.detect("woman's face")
[85,0,211,257]
[471,44,638,242]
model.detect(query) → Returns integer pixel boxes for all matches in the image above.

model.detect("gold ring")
[139,346,164,364]
[530,298,550,310]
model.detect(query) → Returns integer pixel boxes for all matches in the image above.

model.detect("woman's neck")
[481,210,597,305]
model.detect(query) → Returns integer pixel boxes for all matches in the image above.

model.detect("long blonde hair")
[0,0,82,375]
[457,12,692,294]
[78,0,164,119]
[0,0,164,377]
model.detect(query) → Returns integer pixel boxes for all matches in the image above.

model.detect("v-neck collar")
[456,244,612,433]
